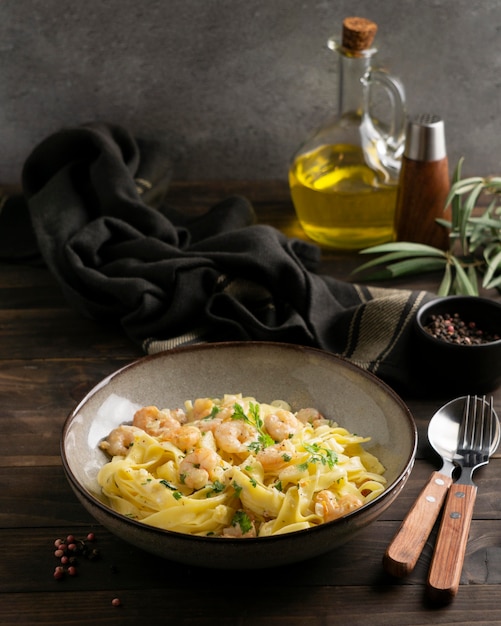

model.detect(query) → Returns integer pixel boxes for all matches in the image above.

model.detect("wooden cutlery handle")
[427,482,477,603]
[383,471,453,577]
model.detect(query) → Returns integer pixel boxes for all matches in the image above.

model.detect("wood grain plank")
[1,518,500,595]
[0,522,396,593]
[2,568,501,625]
[0,262,55,289]
[0,285,66,309]
[0,358,133,460]
[0,309,140,359]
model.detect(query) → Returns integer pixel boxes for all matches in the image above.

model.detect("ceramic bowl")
[415,296,501,395]
[61,342,416,569]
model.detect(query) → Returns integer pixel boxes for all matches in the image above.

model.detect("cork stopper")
[342,17,378,53]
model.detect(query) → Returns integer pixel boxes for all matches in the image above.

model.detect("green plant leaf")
[447,178,484,199]
[358,242,446,255]
[485,176,501,188]
[449,158,465,230]
[451,256,478,295]
[437,262,452,295]
[469,215,501,229]
[483,242,501,265]
[482,247,501,289]
[459,182,484,251]
[445,177,484,206]
[467,263,479,293]
[351,267,395,281]
[435,217,452,230]
[352,249,446,274]
[483,273,501,289]
[384,257,447,277]
[452,156,464,184]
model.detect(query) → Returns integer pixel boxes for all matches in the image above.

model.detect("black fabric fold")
[14,122,434,394]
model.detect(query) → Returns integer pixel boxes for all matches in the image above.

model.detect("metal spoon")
[383,396,470,578]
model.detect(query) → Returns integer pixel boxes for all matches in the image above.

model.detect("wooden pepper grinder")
[394,114,451,250]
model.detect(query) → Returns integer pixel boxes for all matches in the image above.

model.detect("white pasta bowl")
[61,341,416,569]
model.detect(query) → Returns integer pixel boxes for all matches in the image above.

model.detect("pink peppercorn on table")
[1,181,500,625]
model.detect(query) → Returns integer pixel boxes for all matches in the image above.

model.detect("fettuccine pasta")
[97,394,386,537]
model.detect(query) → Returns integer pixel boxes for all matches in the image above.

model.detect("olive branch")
[352,158,501,295]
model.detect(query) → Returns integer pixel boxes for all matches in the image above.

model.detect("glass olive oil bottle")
[289,17,406,250]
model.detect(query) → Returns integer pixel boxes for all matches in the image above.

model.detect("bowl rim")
[61,341,417,544]
[415,295,501,348]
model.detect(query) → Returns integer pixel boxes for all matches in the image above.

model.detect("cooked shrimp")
[99,425,142,457]
[165,407,187,424]
[191,415,223,434]
[256,439,296,472]
[214,420,259,455]
[171,425,201,451]
[179,448,224,490]
[133,405,183,440]
[296,407,329,428]
[189,397,217,421]
[314,490,363,522]
[264,409,301,442]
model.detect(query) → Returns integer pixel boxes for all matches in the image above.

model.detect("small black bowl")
[414,296,501,395]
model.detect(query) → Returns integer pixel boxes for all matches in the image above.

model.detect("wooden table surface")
[1,181,500,625]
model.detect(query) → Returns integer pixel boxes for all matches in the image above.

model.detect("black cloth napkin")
[15,122,433,393]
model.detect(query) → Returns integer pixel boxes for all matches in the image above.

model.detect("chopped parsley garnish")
[231,510,253,534]
[160,479,177,490]
[301,443,338,470]
[202,406,220,420]
[206,480,226,497]
[231,402,274,450]
[233,482,243,499]
[160,479,184,500]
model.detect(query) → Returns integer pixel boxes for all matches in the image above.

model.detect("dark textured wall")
[0,0,500,184]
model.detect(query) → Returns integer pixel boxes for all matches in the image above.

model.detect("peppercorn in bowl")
[415,296,501,395]
[61,341,417,569]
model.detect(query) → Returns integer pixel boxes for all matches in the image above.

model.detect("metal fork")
[427,395,500,603]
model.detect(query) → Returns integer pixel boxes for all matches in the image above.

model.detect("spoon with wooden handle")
[383,396,467,578]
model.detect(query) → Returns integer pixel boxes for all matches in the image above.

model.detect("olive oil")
[289,143,398,249]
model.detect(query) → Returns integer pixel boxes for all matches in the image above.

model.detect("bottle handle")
[365,68,407,161]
